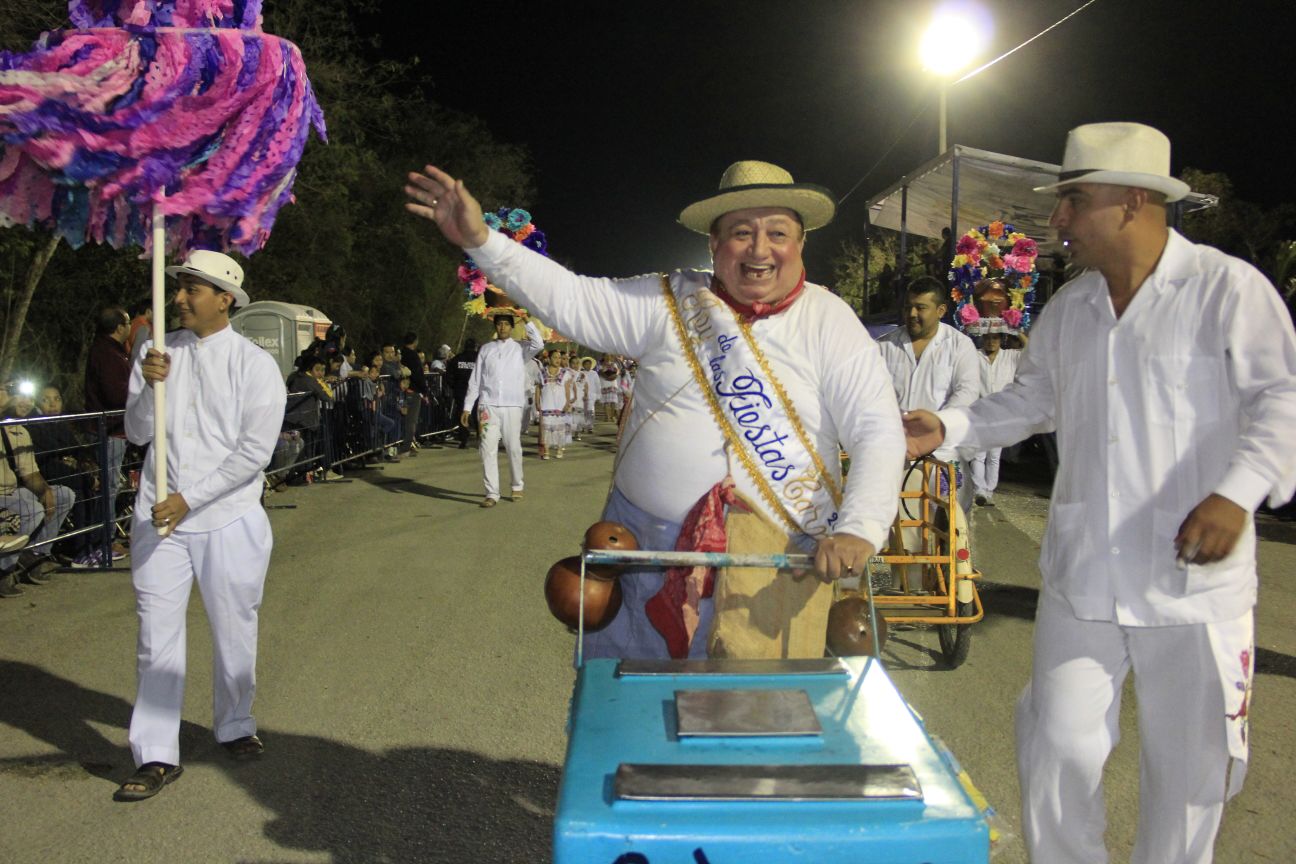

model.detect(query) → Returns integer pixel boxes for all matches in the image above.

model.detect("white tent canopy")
[864,145,1218,255]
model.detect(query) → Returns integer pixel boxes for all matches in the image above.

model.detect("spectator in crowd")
[399,333,426,455]
[431,345,451,374]
[284,353,335,482]
[339,346,358,380]
[448,339,478,449]
[1,382,77,595]
[85,306,132,530]
[365,362,399,461]
[126,298,152,360]
[29,384,109,567]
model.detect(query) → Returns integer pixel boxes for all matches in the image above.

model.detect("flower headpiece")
[947,220,1038,335]
[458,207,548,317]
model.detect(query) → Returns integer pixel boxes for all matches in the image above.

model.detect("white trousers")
[127,508,273,766]
[1016,592,1253,864]
[969,448,1002,499]
[478,404,523,500]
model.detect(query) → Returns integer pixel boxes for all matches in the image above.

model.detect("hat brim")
[1033,170,1190,203]
[678,183,836,234]
[165,264,251,307]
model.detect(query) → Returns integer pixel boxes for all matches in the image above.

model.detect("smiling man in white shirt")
[904,122,1296,864]
[461,313,543,507]
[407,160,903,662]
[115,250,286,802]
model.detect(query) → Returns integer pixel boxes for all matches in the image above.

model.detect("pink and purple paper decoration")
[0,0,327,256]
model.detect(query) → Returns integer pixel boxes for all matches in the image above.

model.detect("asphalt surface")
[1,426,1293,863]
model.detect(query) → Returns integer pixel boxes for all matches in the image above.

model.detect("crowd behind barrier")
[0,372,456,576]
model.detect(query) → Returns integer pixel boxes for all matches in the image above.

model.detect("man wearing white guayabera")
[904,122,1296,864]
[116,250,286,802]
[461,312,543,507]
[407,160,904,661]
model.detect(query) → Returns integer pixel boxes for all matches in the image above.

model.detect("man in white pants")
[460,313,542,507]
[904,122,1296,863]
[115,250,285,801]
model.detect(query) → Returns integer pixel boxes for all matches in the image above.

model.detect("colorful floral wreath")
[947,220,1039,334]
[458,207,549,317]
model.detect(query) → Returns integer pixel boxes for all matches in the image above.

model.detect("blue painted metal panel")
[555,657,989,863]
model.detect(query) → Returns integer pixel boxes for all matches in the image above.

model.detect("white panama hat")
[165,249,250,308]
[678,160,836,234]
[1034,122,1191,202]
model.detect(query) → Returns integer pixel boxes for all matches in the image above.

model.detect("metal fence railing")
[1,372,457,574]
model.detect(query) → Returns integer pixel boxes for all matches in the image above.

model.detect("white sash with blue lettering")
[663,274,842,550]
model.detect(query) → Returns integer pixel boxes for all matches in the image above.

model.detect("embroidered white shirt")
[463,322,543,409]
[466,231,904,551]
[125,324,286,532]
[939,230,1296,625]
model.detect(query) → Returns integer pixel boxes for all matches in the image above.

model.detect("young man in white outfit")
[460,313,543,507]
[969,330,1024,506]
[115,250,286,801]
[905,122,1296,864]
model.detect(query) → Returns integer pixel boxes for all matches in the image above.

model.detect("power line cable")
[953,0,1102,85]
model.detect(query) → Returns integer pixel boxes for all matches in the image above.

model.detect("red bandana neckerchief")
[711,271,806,321]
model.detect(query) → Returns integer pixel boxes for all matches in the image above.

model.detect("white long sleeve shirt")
[466,230,905,551]
[877,322,980,461]
[978,348,1021,396]
[939,230,1296,626]
[125,324,287,532]
[463,322,543,409]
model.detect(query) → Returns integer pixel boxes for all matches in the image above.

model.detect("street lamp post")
[919,5,989,155]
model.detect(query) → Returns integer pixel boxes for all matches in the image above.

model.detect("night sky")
[367,0,1291,282]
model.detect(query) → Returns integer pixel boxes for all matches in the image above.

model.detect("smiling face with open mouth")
[709,207,805,307]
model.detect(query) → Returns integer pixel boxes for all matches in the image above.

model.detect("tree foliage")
[831,229,937,319]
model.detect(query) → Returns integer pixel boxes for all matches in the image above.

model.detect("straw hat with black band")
[1033,122,1191,203]
[679,160,837,234]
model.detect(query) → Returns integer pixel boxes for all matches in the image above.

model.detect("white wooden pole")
[151,202,172,537]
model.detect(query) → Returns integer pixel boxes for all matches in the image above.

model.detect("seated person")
[1,382,76,589]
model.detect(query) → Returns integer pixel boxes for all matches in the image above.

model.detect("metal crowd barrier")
[0,372,459,573]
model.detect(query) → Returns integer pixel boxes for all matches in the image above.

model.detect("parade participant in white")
[969,331,1023,506]
[117,250,286,802]
[461,313,543,507]
[877,277,980,583]
[904,122,1296,864]
[407,159,904,660]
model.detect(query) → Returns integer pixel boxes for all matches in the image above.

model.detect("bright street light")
[919,3,991,152]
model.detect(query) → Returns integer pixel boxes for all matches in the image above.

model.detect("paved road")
[2,427,1293,863]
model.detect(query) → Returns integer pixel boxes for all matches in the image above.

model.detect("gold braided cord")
[732,310,843,508]
[660,276,803,537]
